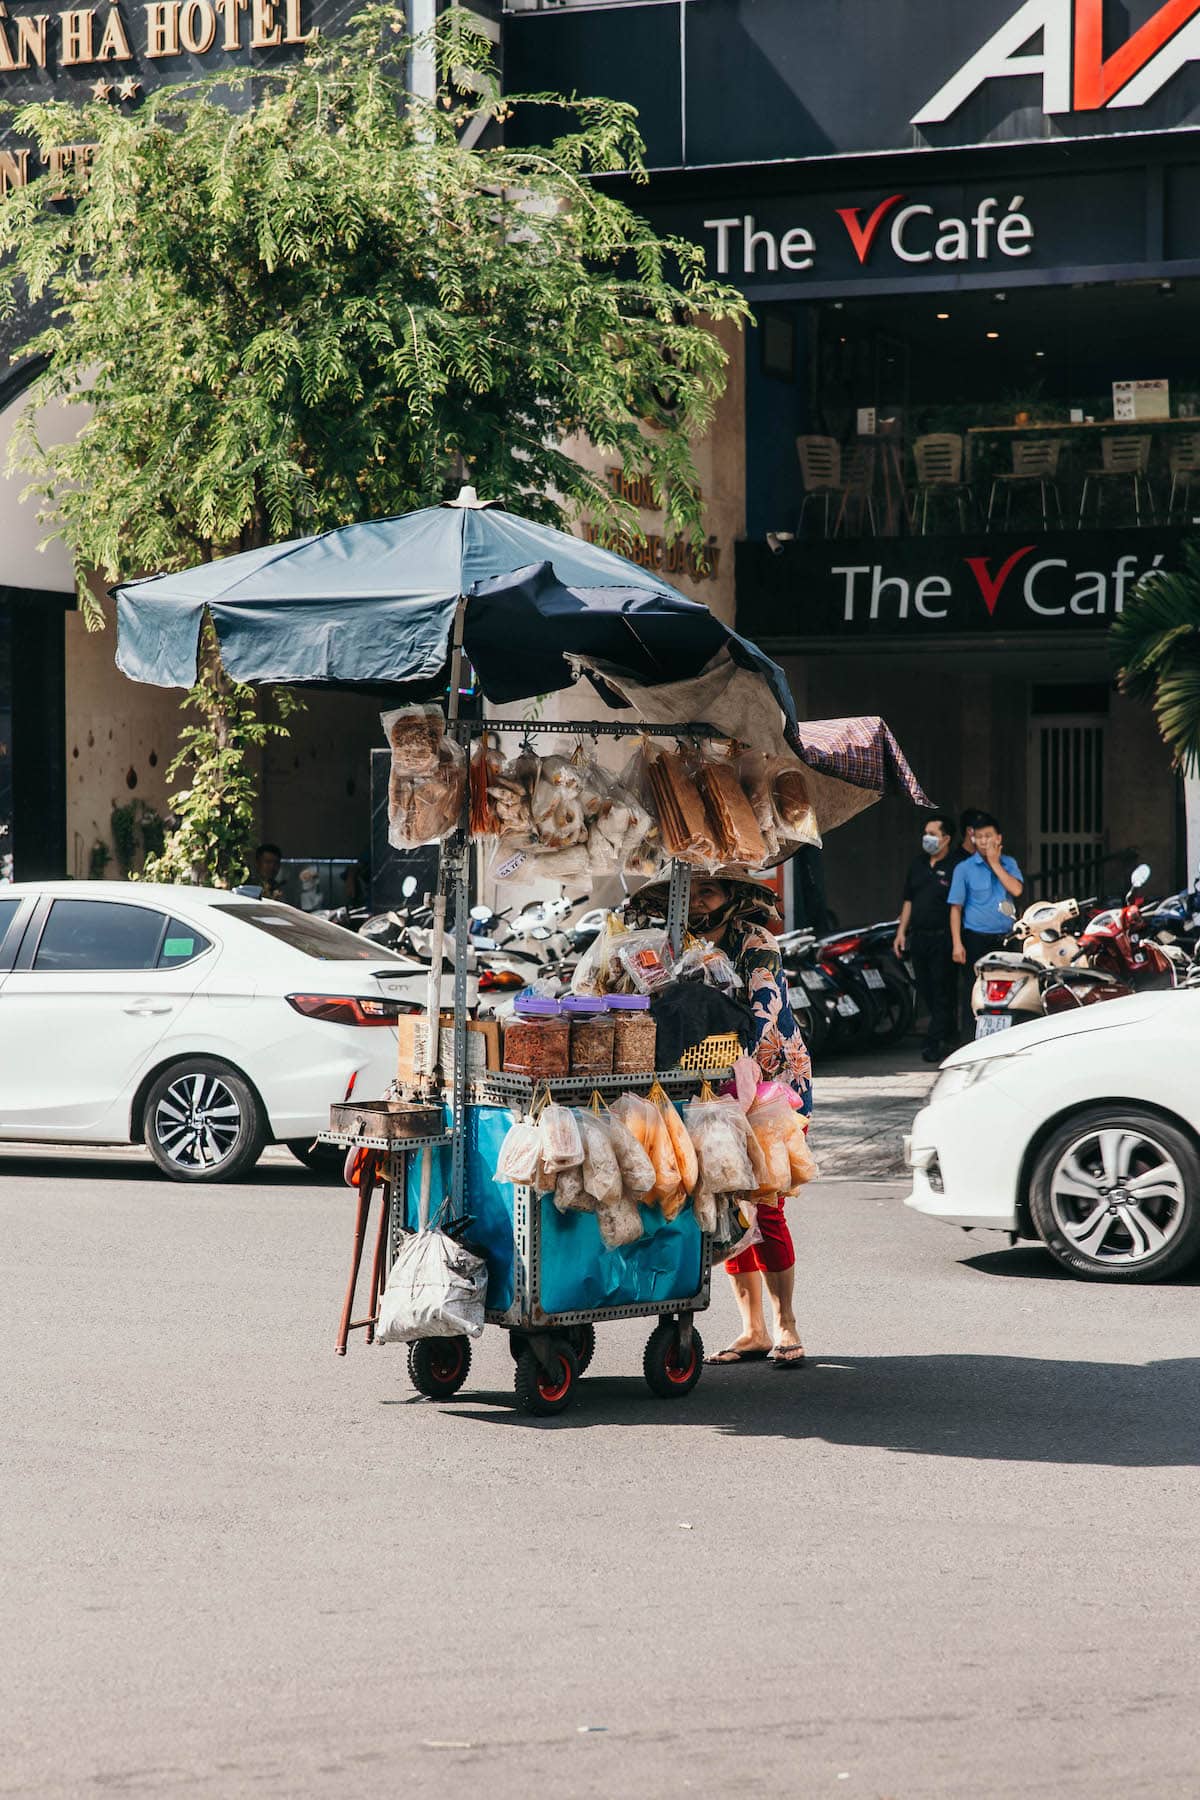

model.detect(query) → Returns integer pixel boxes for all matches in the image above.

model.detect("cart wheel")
[407,1336,472,1400]
[568,1323,596,1374]
[643,1320,704,1399]
[508,1331,528,1363]
[514,1341,579,1417]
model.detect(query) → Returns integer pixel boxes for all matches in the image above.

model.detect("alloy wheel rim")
[154,1073,242,1171]
[1049,1127,1187,1266]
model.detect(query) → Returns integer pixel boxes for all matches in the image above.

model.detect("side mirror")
[402,875,418,898]
[1131,863,1151,889]
[469,904,492,922]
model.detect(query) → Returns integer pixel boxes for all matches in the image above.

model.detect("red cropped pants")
[724,1198,794,1275]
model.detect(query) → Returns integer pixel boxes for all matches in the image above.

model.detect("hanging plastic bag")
[605,1110,655,1202]
[650,1083,699,1196]
[578,1108,623,1213]
[611,1092,681,1208]
[496,1117,542,1186]
[747,1095,794,1197]
[684,1095,755,1196]
[615,930,674,995]
[384,729,466,850]
[737,748,783,864]
[531,754,589,850]
[538,1104,583,1178]
[374,1228,488,1343]
[768,756,822,850]
[596,1191,645,1248]
[553,1166,591,1214]
[713,1198,763,1265]
[694,743,767,867]
[488,747,539,843]
[381,704,444,775]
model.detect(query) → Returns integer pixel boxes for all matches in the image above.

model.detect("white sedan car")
[0,883,420,1182]
[905,989,1200,1282]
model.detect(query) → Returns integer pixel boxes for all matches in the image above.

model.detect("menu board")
[1113,380,1170,421]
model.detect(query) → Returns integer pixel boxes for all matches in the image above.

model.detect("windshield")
[213,903,403,962]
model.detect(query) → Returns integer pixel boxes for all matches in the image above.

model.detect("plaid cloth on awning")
[792,716,931,808]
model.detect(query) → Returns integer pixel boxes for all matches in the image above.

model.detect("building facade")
[505,0,1200,924]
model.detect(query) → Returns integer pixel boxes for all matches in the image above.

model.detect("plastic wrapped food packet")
[553,1166,591,1214]
[380,704,444,775]
[488,747,539,842]
[538,1104,583,1177]
[531,754,589,850]
[769,757,822,849]
[692,1188,718,1235]
[605,1110,655,1201]
[386,738,467,849]
[651,1086,699,1193]
[469,737,503,837]
[577,1110,623,1212]
[596,1192,645,1248]
[571,912,626,997]
[737,748,782,863]
[694,745,767,866]
[684,1096,755,1196]
[496,1118,542,1186]
[747,1095,793,1196]
[644,747,719,867]
[672,939,741,994]
[615,930,674,995]
[610,1092,680,1207]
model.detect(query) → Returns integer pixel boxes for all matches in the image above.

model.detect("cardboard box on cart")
[396,1012,500,1083]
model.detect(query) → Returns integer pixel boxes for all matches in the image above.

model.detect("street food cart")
[114,491,929,1417]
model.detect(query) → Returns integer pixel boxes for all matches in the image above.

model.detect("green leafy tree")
[0,7,746,881]
[1112,546,1200,773]
[0,4,748,609]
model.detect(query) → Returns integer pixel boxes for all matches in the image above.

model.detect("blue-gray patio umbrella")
[112,491,726,696]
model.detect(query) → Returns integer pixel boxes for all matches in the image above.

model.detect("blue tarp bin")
[401,1102,705,1321]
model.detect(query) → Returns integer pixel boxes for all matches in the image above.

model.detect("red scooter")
[1042,863,1176,1015]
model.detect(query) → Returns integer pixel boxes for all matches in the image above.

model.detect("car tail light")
[985,978,1017,1002]
[479,969,523,991]
[286,994,403,1026]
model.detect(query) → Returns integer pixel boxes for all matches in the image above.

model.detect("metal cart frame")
[327,713,732,1414]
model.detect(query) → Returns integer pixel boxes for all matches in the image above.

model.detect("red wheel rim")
[433,1343,464,1381]
[538,1356,572,1402]
[664,1341,696,1384]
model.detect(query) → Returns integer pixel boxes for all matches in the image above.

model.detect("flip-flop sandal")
[771,1346,807,1369]
[706,1346,771,1365]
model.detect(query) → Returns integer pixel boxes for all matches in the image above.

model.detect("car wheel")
[1029,1107,1200,1283]
[287,1139,346,1179]
[144,1059,266,1184]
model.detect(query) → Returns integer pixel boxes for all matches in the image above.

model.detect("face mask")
[922,834,942,855]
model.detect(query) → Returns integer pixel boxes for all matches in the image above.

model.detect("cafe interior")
[750,277,1200,545]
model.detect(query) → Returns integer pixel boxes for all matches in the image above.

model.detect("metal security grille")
[1028,717,1106,898]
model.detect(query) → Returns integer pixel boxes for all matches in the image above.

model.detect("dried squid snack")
[605,1111,655,1202]
[577,1110,623,1213]
[537,1104,583,1178]
[596,1192,644,1248]
[496,1118,542,1186]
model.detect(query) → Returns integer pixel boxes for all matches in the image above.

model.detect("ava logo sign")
[913,0,1200,123]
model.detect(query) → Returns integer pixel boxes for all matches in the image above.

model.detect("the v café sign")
[738,528,1184,642]
[705,192,1035,279]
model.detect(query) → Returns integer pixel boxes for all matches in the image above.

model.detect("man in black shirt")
[894,812,961,1063]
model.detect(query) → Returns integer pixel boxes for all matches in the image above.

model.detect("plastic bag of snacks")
[596,1191,645,1248]
[553,1167,590,1214]
[571,912,627,997]
[747,1094,793,1197]
[694,743,767,867]
[537,1104,583,1179]
[577,1109,624,1213]
[683,1094,755,1196]
[672,938,741,994]
[616,930,674,996]
[605,1110,655,1204]
[496,1118,542,1186]
[382,707,467,849]
[610,1092,682,1210]
[767,755,822,850]
[650,1083,699,1195]
[488,747,539,843]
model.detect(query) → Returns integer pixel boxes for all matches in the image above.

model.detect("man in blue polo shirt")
[949,814,1024,1037]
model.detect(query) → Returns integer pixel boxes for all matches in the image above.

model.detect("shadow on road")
[444,1352,1200,1465]
[0,1151,318,1186]
[962,1244,1200,1286]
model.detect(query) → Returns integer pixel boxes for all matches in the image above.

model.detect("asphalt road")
[4,1140,1200,1800]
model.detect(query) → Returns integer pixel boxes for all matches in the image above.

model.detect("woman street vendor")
[633,871,813,1369]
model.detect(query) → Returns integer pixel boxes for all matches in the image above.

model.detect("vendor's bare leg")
[762,1265,804,1356]
[709,1270,773,1360]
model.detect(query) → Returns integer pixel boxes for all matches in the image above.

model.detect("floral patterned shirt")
[733,924,813,1116]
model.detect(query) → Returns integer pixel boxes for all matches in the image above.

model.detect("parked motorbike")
[777,929,835,1060]
[970,893,1094,1037]
[1042,863,1175,1015]
[857,919,918,1047]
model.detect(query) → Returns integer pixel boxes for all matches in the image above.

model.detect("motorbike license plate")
[861,966,886,990]
[836,995,861,1018]
[975,1014,1013,1038]
[800,969,833,992]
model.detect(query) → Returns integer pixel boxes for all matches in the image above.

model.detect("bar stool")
[795,435,843,536]
[986,437,1065,531]
[1077,433,1154,527]
[1166,430,1200,520]
[912,433,972,534]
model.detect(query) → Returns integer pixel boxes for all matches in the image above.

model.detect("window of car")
[0,896,22,961]
[32,899,209,972]
[212,902,401,962]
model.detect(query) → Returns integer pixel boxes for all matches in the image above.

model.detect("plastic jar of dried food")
[562,997,615,1076]
[501,999,570,1078]
[607,994,657,1074]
